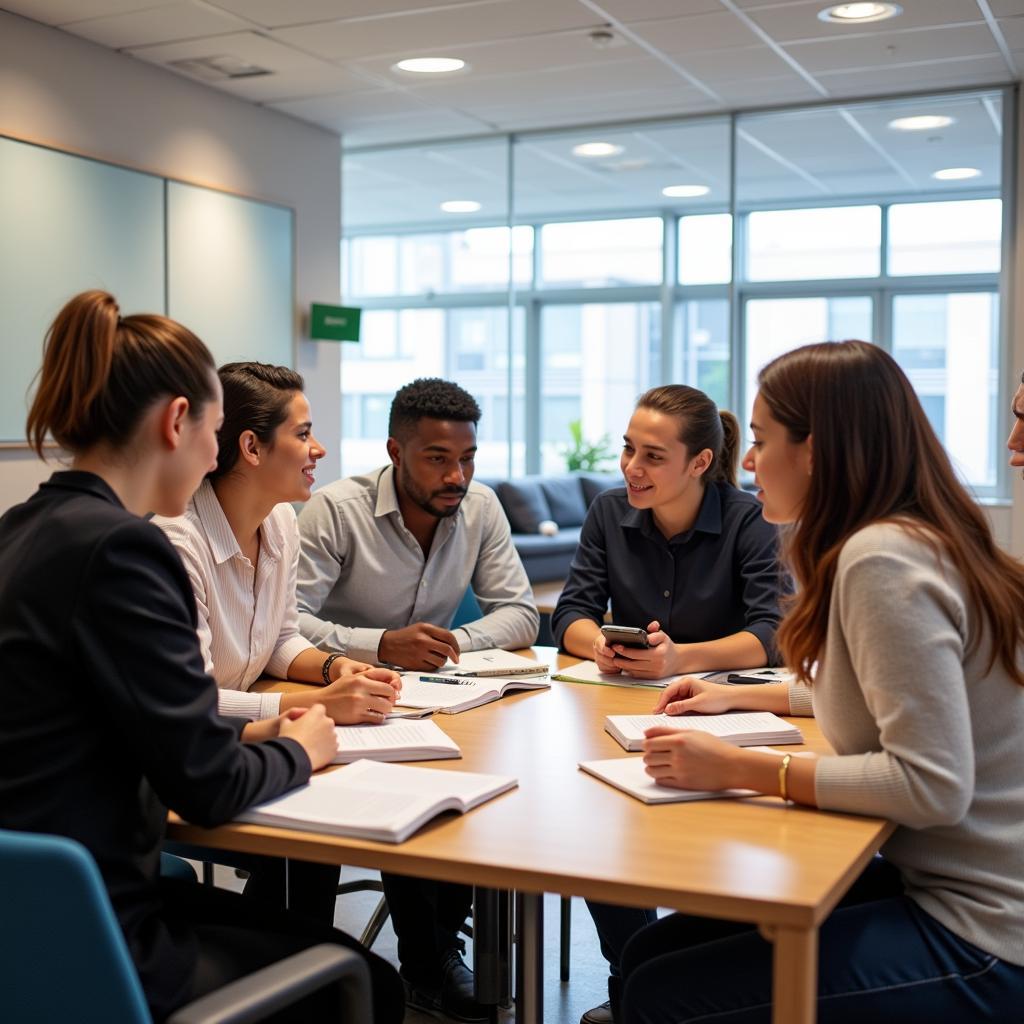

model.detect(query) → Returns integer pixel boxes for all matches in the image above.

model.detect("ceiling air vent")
[169,55,272,81]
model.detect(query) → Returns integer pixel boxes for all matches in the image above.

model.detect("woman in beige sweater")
[619,340,1024,1023]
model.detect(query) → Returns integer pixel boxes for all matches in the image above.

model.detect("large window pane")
[540,218,662,288]
[673,299,730,409]
[540,303,659,474]
[744,296,873,421]
[747,207,881,281]
[679,214,732,285]
[888,199,1001,276]
[892,292,999,488]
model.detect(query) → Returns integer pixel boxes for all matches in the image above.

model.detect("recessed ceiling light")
[394,57,466,74]
[931,167,981,181]
[572,142,624,158]
[818,3,902,23]
[440,200,481,213]
[662,184,710,198]
[889,114,955,132]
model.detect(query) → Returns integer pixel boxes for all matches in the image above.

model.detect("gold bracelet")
[778,753,793,802]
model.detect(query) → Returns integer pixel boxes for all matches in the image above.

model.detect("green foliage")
[561,419,616,472]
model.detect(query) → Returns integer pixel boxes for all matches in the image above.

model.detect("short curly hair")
[388,378,481,441]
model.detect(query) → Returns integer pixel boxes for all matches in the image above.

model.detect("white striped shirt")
[154,480,315,719]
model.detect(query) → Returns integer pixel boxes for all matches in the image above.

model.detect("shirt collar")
[374,464,400,518]
[620,482,723,542]
[41,470,124,508]
[190,479,288,567]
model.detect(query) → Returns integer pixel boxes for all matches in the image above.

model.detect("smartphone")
[600,625,649,649]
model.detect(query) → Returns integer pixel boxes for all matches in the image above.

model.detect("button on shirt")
[551,483,786,660]
[154,480,314,719]
[296,466,539,664]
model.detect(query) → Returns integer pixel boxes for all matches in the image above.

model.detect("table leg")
[770,924,818,1024]
[514,891,544,1024]
[473,887,512,1013]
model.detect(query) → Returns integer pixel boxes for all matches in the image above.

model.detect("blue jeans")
[620,858,1024,1023]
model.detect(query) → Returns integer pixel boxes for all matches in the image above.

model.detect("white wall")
[0,11,343,509]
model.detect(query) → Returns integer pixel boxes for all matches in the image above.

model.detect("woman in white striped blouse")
[156,361,401,723]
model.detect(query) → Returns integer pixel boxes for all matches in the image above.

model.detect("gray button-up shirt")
[296,465,539,663]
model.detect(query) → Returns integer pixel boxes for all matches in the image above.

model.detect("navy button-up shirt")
[551,482,787,661]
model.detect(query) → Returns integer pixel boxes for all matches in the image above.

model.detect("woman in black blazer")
[0,291,403,1023]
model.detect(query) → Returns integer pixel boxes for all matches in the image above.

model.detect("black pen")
[418,675,472,685]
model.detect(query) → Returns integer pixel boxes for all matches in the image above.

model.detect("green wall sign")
[310,303,361,342]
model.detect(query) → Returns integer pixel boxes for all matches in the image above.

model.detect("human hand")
[316,672,399,724]
[604,620,680,679]
[333,659,403,695]
[378,622,461,670]
[652,676,741,716]
[279,703,337,770]
[593,632,621,674]
[241,707,308,743]
[641,727,740,791]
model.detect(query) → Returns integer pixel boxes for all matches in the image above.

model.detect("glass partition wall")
[341,88,1011,496]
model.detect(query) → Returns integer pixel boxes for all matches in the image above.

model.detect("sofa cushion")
[513,527,581,557]
[579,472,621,506]
[496,479,552,534]
[539,475,588,528]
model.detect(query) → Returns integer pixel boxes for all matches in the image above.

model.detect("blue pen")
[418,674,472,685]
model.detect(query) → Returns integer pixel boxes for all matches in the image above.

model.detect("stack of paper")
[605,712,802,752]
[236,759,517,844]
[552,659,677,689]
[332,719,459,763]
[579,757,756,804]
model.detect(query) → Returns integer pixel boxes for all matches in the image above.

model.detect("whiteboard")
[167,181,294,370]
[0,138,165,441]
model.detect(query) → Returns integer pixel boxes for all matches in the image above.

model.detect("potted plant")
[561,419,616,472]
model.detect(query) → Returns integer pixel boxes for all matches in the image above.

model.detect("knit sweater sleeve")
[813,527,975,828]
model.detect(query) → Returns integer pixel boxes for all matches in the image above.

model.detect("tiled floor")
[204,862,613,1024]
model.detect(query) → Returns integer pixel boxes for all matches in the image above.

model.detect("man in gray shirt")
[295,378,538,1020]
[296,378,538,670]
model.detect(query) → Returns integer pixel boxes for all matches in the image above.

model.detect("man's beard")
[400,468,466,519]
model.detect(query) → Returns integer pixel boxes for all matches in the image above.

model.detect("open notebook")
[579,757,756,804]
[332,719,459,763]
[236,759,517,844]
[605,712,802,752]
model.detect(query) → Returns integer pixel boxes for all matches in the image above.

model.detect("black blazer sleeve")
[72,518,310,827]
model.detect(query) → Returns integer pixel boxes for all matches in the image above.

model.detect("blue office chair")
[1,828,371,1024]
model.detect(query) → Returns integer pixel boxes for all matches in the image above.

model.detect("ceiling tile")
[814,54,1010,92]
[746,0,984,42]
[628,10,763,53]
[204,0,489,30]
[596,0,723,20]
[64,2,251,49]
[270,89,429,124]
[670,44,798,78]
[996,16,1024,48]
[272,0,598,62]
[340,110,497,146]
[985,0,1024,15]
[0,0,157,23]
[785,24,1000,74]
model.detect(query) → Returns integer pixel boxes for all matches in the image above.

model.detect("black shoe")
[401,951,489,1023]
[580,999,614,1024]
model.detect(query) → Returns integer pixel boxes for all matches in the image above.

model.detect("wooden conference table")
[167,650,894,1024]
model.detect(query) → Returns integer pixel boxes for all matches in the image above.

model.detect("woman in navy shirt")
[552,385,786,1024]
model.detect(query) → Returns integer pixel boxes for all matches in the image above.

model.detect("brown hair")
[210,361,304,479]
[26,290,216,457]
[636,385,740,487]
[758,340,1024,686]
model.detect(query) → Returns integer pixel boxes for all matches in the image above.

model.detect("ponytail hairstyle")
[635,385,740,487]
[26,290,216,458]
[758,340,1024,687]
[210,361,304,479]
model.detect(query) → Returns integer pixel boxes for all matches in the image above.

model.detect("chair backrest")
[0,828,152,1024]
[451,587,483,627]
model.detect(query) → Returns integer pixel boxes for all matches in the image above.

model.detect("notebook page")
[334,720,454,751]
[435,649,543,674]
[339,759,515,804]
[396,676,492,708]
[618,712,792,737]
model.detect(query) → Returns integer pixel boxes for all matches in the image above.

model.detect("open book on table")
[396,650,550,714]
[552,658,678,689]
[235,759,517,844]
[333,719,459,763]
[605,711,802,752]
[579,757,756,805]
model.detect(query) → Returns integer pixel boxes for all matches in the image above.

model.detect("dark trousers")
[620,858,1024,1024]
[240,854,341,925]
[586,900,658,987]
[380,871,474,984]
[160,877,404,1024]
